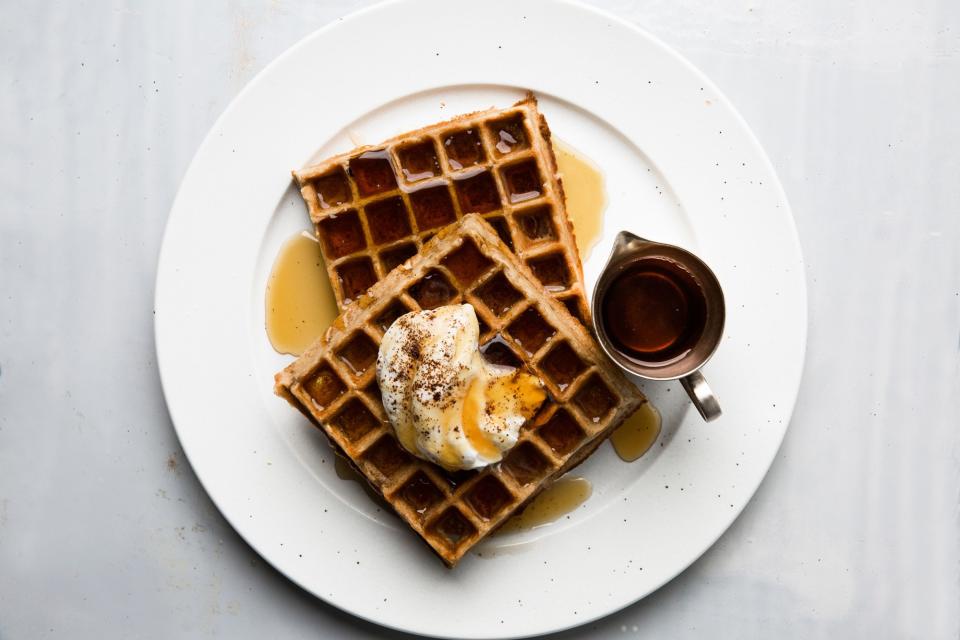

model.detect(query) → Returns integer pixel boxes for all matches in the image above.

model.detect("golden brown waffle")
[275,214,644,566]
[293,95,590,324]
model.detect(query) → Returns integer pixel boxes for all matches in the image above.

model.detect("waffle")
[275,214,644,566]
[293,95,590,324]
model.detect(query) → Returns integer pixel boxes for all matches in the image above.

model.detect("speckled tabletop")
[1,1,958,638]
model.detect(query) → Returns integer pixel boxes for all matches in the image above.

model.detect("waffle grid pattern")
[293,96,590,324]
[275,215,643,566]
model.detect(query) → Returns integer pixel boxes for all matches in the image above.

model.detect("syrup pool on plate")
[265,231,338,356]
[498,476,592,533]
[552,139,606,261]
[610,401,662,461]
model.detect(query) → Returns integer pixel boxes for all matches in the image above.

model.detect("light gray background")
[1,1,958,638]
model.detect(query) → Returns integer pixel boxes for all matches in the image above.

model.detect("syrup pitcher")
[591,232,725,421]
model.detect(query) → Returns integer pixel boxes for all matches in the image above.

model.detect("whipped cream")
[376,304,546,471]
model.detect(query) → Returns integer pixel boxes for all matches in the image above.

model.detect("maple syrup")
[348,149,397,196]
[553,139,605,261]
[409,183,456,230]
[397,140,441,182]
[334,455,391,509]
[490,114,529,155]
[479,333,522,368]
[265,232,338,356]
[602,257,707,366]
[334,454,362,482]
[611,401,662,461]
[442,238,492,285]
[453,168,500,213]
[502,159,543,203]
[408,269,457,309]
[443,128,485,169]
[498,476,592,533]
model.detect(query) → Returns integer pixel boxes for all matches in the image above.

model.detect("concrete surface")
[1,1,958,638]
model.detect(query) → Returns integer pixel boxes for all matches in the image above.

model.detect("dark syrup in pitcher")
[601,257,707,365]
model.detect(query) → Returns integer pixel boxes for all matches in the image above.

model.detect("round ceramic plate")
[154,0,806,638]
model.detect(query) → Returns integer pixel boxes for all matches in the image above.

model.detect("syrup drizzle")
[553,139,606,261]
[498,476,592,533]
[610,401,662,462]
[265,231,338,356]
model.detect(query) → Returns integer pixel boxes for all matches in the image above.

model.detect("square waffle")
[293,95,590,324]
[274,214,644,566]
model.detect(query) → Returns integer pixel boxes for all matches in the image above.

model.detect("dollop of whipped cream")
[376,304,546,471]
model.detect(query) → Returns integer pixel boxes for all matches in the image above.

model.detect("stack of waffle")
[276,97,644,566]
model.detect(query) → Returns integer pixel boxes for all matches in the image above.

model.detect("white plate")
[154,1,806,637]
